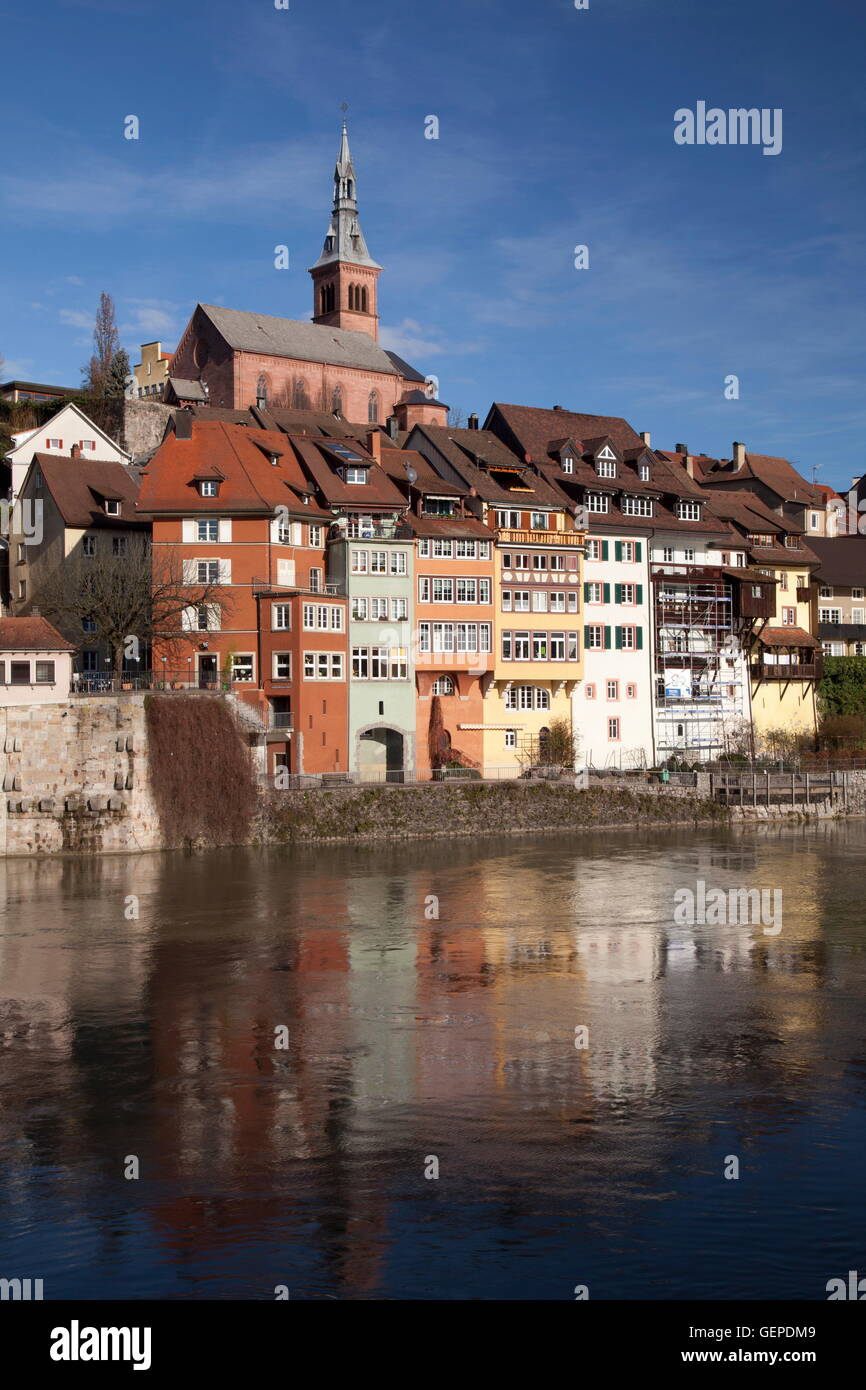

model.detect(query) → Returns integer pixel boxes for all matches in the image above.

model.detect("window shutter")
[602,541,609,561]
[584,626,590,647]
[182,519,195,543]
[207,604,221,631]
[292,522,303,545]
[276,558,295,586]
[636,628,643,650]
[615,626,623,650]
[614,583,622,603]
[182,559,196,584]
[603,583,610,604]
[218,559,231,585]
[614,541,622,562]
[635,542,642,562]
[636,584,643,604]
[604,625,611,649]
[584,582,590,601]
[218,518,232,542]
[181,606,195,631]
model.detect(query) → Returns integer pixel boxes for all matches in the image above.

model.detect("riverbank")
[0,692,860,856]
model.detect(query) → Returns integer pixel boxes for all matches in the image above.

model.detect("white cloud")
[380,317,483,364]
[59,308,93,329]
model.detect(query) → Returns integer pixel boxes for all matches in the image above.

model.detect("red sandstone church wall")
[235,354,404,425]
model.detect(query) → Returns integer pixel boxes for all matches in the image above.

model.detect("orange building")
[137,416,348,776]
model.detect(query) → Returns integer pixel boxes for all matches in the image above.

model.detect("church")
[168,125,448,432]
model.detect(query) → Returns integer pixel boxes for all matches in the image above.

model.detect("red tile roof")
[0,617,75,652]
[487,402,645,459]
[757,627,819,648]
[138,421,331,517]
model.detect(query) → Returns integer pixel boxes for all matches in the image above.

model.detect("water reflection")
[0,823,864,1299]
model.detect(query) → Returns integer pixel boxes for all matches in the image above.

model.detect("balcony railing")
[752,660,822,681]
[251,578,342,595]
[496,528,582,546]
[269,712,293,729]
[796,587,811,602]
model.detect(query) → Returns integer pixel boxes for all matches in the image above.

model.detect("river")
[0,823,864,1300]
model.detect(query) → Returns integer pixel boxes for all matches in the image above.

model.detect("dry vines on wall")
[145,695,257,847]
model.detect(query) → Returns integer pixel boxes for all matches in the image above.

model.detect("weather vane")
[340,102,349,114]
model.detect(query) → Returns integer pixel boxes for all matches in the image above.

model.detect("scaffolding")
[652,569,749,760]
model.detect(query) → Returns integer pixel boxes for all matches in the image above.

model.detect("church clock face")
[194,337,209,369]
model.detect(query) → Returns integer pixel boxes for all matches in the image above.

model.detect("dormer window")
[199,480,219,497]
[104,498,121,517]
[677,501,701,521]
[344,466,368,485]
[639,464,651,482]
[596,456,616,478]
[562,454,574,474]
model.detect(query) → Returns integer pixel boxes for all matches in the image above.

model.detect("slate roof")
[806,537,866,586]
[696,450,824,506]
[199,304,402,376]
[28,456,146,530]
[168,378,208,402]
[487,401,646,459]
[0,616,75,652]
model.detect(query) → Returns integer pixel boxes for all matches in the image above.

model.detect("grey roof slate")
[199,304,400,376]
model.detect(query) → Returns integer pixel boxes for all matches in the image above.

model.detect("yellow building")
[133,341,173,399]
[484,509,585,772]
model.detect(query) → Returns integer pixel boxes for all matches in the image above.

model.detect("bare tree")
[31,537,232,679]
[82,292,122,396]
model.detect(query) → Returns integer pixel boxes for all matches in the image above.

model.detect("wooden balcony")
[496,528,583,546]
[752,659,822,682]
[796,587,811,603]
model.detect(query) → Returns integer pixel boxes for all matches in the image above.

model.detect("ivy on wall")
[144,695,257,847]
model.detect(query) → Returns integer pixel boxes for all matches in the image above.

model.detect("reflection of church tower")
[309,123,382,341]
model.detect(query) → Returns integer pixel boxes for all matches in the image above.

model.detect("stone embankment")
[2,693,864,856]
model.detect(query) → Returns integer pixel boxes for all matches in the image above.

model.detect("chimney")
[386,414,399,440]
[366,429,381,462]
[684,454,695,479]
[468,413,479,431]
[733,441,746,467]
[553,405,564,411]
[174,410,193,440]
[70,443,81,459]
[675,443,688,455]
[640,431,651,447]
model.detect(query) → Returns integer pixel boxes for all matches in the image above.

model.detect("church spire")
[309,123,382,340]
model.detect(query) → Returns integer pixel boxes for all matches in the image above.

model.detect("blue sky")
[1,0,864,489]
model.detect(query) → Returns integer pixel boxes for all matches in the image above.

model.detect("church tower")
[309,124,382,341]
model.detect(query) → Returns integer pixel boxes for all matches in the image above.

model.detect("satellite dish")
[405,464,418,484]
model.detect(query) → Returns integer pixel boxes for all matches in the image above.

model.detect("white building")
[4,402,130,501]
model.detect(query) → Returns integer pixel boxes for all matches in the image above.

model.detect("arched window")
[347,179,354,200]
[432,676,454,695]
[367,391,379,424]
[319,286,328,315]
[256,375,268,409]
[331,385,343,414]
[361,285,368,312]
[537,689,551,710]
[292,379,310,410]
